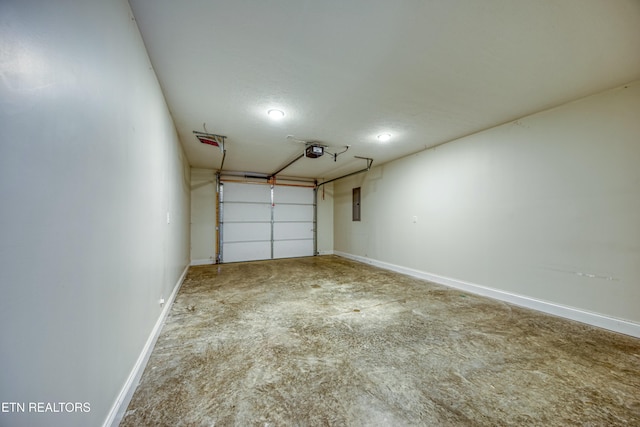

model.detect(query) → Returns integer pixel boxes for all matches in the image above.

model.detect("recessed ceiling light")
[267,109,285,119]
[377,133,391,142]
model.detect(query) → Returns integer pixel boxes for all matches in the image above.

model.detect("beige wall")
[316,182,334,254]
[191,169,217,264]
[0,1,190,426]
[334,81,640,327]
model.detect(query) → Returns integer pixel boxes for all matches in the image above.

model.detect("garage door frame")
[217,179,316,263]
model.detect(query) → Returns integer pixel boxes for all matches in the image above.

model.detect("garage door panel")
[223,241,271,263]
[223,182,271,203]
[274,240,314,259]
[274,204,314,222]
[274,222,314,240]
[275,186,314,204]
[224,203,271,222]
[223,222,271,242]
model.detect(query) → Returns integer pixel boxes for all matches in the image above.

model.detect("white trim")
[103,264,190,427]
[190,258,215,266]
[316,250,334,255]
[334,251,640,339]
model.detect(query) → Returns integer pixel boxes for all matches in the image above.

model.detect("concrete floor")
[121,256,640,426]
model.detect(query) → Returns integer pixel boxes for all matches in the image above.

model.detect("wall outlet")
[159,298,165,306]
[166,212,171,224]
[412,216,418,223]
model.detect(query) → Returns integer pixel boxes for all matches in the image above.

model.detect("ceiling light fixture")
[377,133,391,142]
[267,109,285,119]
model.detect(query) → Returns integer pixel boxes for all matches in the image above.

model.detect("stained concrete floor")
[121,256,640,426]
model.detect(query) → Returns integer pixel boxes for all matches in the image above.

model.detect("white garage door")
[220,182,315,263]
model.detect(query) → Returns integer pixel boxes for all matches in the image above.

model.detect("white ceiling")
[128,0,640,181]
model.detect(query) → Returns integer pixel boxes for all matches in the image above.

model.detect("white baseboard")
[103,264,190,427]
[316,250,334,255]
[334,251,640,339]
[191,258,215,266]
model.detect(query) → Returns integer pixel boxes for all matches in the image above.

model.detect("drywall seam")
[334,251,640,339]
[103,264,190,427]
[190,258,216,266]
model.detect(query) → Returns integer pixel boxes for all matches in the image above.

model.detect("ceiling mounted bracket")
[325,145,350,162]
[316,156,374,187]
[193,130,226,154]
[193,126,227,171]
